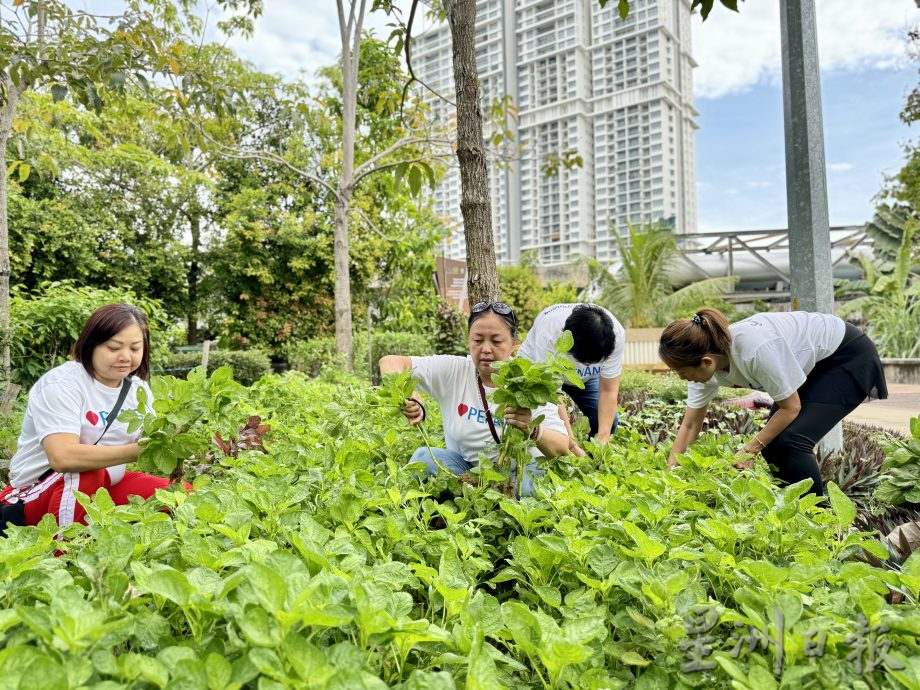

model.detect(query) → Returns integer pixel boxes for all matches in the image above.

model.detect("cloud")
[828,162,855,172]
[200,0,397,82]
[692,1,915,99]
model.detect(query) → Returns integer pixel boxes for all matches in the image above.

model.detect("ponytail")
[659,307,731,369]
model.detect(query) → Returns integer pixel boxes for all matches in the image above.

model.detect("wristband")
[408,398,426,422]
[530,425,543,443]
[748,435,766,452]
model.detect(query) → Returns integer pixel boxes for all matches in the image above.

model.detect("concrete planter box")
[882,359,920,385]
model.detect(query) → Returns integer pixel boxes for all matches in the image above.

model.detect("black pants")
[761,323,887,496]
[761,400,860,495]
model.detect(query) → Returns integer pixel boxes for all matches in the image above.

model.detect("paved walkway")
[845,383,920,436]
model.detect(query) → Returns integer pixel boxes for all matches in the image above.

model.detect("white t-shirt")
[686,311,847,409]
[409,355,568,465]
[517,303,626,383]
[9,361,152,487]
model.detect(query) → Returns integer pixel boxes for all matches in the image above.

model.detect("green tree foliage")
[838,219,920,358]
[203,38,444,358]
[9,281,173,386]
[863,205,920,273]
[589,222,737,328]
[8,92,192,318]
[498,254,579,330]
[0,0,263,383]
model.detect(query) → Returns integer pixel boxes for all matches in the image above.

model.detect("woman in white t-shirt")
[0,303,186,529]
[378,302,570,497]
[517,303,626,444]
[659,307,888,494]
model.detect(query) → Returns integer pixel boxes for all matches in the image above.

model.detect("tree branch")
[399,0,456,117]
[353,205,402,242]
[353,134,449,179]
[352,155,431,188]
[199,127,340,200]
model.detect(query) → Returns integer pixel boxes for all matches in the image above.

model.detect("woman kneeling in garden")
[379,301,570,497]
[660,307,888,495]
[0,304,186,528]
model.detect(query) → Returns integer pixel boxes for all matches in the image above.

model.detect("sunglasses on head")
[471,301,517,324]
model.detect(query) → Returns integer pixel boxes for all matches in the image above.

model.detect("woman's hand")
[733,446,755,470]
[401,394,425,426]
[667,456,680,471]
[503,405,533,433]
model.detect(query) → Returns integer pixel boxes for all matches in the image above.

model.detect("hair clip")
[691,314,704,325]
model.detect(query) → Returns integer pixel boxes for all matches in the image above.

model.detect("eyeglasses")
[471,301,517,325]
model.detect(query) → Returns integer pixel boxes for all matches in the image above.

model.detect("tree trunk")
[445,0,499,303]
[333,186,353,368]
[187,205,200,345]
[334,0,366,369]
[0,83,21,386]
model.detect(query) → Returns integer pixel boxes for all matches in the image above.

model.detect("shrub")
[10,281,173,387]
[619,369,687,401]
[284,337,343,378]
[0,397,27,487]
[156,350,272,386]
[354,330,433,383]
[432,301,467,356]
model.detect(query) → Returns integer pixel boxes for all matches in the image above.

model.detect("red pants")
[0,469,188,526]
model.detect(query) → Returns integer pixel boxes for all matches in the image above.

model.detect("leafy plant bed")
[0,369,919,688]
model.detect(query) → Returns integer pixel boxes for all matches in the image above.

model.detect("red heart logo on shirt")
[86,411,99,425]
[457,403,469,417]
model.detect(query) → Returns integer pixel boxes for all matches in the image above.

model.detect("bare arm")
[378,355,413,376]
[668,405,709,468]
[535,428,571,457]
[43,434,140,473]
[558,402,586,457]
[378,355,425,425]
[740,392,801,454]
[595,375,620,444]
[504,406,571,458]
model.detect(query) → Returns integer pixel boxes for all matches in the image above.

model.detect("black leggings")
[760,323,886,496]
[761,400,861,495]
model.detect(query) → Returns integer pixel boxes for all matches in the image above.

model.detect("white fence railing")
[623,328,667,370]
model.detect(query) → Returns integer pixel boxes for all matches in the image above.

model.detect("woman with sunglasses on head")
[517,303,625,444]
[378,301,571,497]
[0,304,188,530]
[659,307,888,495]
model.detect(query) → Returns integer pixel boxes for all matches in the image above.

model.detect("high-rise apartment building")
[412,0,698,265]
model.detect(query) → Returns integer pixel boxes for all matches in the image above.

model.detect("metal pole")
[779,0,842,453]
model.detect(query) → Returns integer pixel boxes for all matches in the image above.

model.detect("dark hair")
[73,303,151,380]
[658,307,732,369]
[564,304,615,363]
[468,303,518,339]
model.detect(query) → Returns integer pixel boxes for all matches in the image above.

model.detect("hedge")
[156,350,272,386]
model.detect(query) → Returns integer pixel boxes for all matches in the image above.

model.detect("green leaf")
[618,0,629,21]
[408,165,422,196]
[586,544,619,578]
[622,522,666,561]
[141,567,192,606]
[466,625,502,690]
[51,83,68,102]
[205,653,233,690]
[555,330,574,354]
[826,481,856,529]
[618,650,651,666]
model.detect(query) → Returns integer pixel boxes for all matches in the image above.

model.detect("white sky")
[204,1,916,99]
